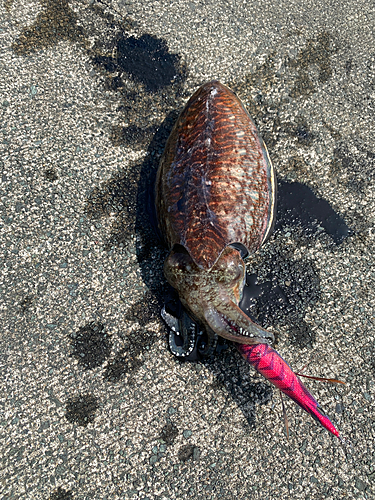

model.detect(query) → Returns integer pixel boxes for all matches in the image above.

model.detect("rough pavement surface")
[1,0,374,499]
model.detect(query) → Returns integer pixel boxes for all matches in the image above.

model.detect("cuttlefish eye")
[212,249,244,284]
[164,247,195,286]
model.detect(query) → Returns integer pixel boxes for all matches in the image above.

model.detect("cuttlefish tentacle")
[163,306,218,358]
[162,306,197,357]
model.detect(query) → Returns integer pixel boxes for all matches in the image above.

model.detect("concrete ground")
[1,0,374,499]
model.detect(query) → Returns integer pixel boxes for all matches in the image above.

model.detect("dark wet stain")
[284,119,315,146]
[289,32,339,98]
[92,34,185,92]
[103,347,143,382]
[210,353,273,427]
[232,33,341,151]
[123,290,161,324]
[86,168,138,250]
[230,53,284,149]
[276,179,351,244]
[230,59,316,151]
[104,296,159,382]
[178,444,199,462]
[71,322,112,370]
[86,170,137,219]
[44,168,58,182]
[110,125,158,147]
[342,209,372,247]
[86,112,183,369]
[236,52,279,99]
[345,59,353,76]
[283,156,309,178]
[160,422,179,445]
[49,486,73,500]
[65,394,99,426]
[329,142,375,195]
[20,295,34,313]
[86,114,181,381]
[12,0,86,55]
[240,251,321,348]
[290,70,315,98]
[335,402,344,414]
[322,120,342,141]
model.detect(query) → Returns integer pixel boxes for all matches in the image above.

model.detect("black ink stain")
[276,179,350,244]
[230,57,316,151]
[329,142,375,196]
[104,321,157,383]
[322,120,342,141]
[283,156,309,178]
[123,290,161,324]
[210,356,273,427]
[240,251,321,348]
[230,53,284,149]
[289,32,339,98]
[49,487,73,500]
[103,292,161,383]
[86,169,138,250]
[44,168,58,182]
[86,117,181,382]
[86,113,181,381]
[92,34,185,92]
[238,52,280,99]
[103,348,142,382]
[71,322,112,370]
[160,423,179,445]
[12,0,86,55]
[65,394,99,426]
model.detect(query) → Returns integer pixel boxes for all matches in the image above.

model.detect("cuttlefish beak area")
[164,246,274,345]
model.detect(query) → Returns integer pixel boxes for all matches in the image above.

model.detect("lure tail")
[237,343,340,438]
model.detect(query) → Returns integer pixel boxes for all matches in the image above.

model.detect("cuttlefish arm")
[203,298,274,345]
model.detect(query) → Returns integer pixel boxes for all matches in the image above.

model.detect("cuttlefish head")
[164,245,274,346]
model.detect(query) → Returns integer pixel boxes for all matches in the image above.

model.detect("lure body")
[237,344,339,437]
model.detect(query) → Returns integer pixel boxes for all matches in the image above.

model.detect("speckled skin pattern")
[156,80,275,270]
